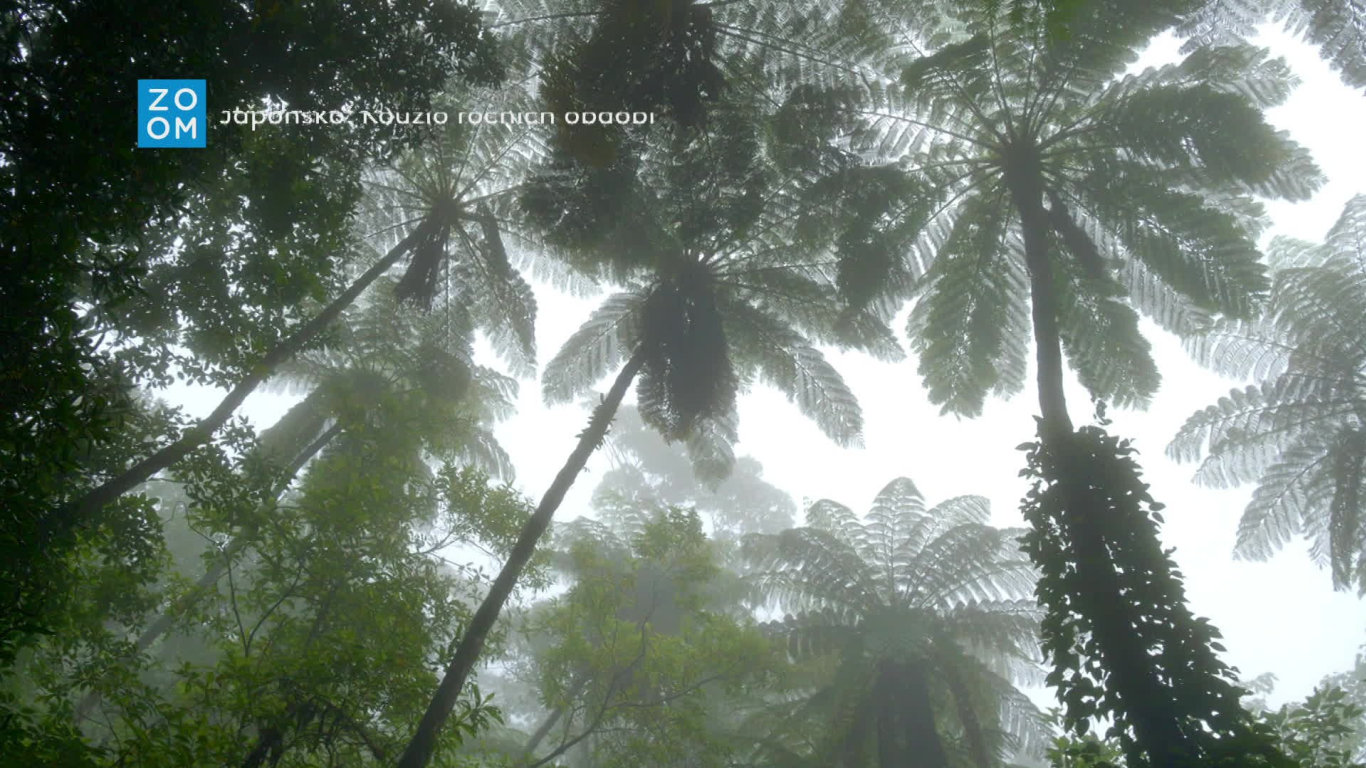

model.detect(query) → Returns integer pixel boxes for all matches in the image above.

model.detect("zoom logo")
[137,80,206,148]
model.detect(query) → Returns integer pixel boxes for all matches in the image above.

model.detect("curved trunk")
[1005,146,1189,764]
[396,347,648,768]
[66,219,437,530]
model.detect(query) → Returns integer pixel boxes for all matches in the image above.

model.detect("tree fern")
[1173,196,1366,592]
[823,2,1319,419]
[828,5,1319,763]
[1176,0,1366,90]
[743,477,1043,767]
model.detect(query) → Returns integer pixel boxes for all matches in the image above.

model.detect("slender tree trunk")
[1003,144,1071,440]
[397,347,648,768]
[521,705,568,761]
[1005,146,1190,765]
[521,675,589,762]
[65,219,435,529]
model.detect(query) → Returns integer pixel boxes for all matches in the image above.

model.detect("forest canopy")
[1,0,1364,766]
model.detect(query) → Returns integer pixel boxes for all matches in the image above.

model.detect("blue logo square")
[138,79,206,148]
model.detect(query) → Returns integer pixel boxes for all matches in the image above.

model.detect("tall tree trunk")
[65,218,436,529]
[397,347,648,768]
[1003,143,1071,440]
[875,658,947,768]
[1005,145,1191,765]
[1055,466,1187,765]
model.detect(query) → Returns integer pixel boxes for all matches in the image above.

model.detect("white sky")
[180,24,1365,709]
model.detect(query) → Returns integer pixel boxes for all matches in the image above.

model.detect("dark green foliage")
[515,507,774,767]
[0,0,500,656]
[1265,686,1366,768]
[1045,678,1366,768]
[1019,424,1289,768]
[544,0,724,141]
[530,87,876,478]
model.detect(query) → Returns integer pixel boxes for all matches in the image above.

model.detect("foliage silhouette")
[1173,195,1366,593]
[806,2,1321,763]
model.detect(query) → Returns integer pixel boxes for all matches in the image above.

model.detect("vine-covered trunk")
[66,218,439,530]
[396,347,648,768]
[1004,147,1191,764]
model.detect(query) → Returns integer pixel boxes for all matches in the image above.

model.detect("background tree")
[743,477,1045,768]
[0,276,528,765]
[593,405,796,540]
[1172,195,1366,593]
[512,507,772,768]
[0,0,500,655]
[398,78,888,766]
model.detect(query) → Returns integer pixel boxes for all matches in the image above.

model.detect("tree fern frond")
[1168,374,1350,478]
[866,477,927,592]
[1080,172,1270,319]
[1182,316,1291,380]
[1235,430,1338,560]
[806,498,868,555]
[908,191,1031,417]
[1056,274,1159,408]
[1175,0,1275,51]
[685,406,740,486]
[1326,195,1366,259]
[454,217,538,378]
[1265,235,1332,270]
[542,291,645,403]
[744,527,878,618]
[1328,427,1366,592]
[913,526,1037,609]
[455,426,517,482]
[1118,257,1215,335]
[723,302,864,447]
[1282,0,1366,89]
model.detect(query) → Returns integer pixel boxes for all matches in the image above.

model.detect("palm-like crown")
[1173,195,1366,592]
